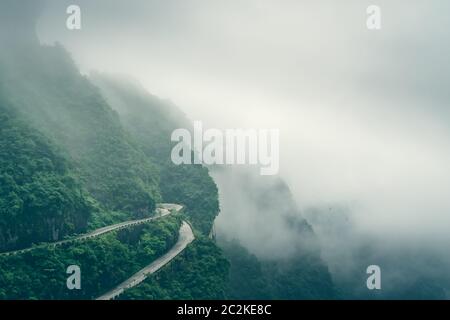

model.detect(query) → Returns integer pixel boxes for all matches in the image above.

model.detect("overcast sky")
[36,0,450,243]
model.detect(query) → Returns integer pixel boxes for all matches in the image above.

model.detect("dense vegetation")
[159,164,219,234]
[0,8,228,300]
[0,216,181,300]
[120,236,229,300]
[0,105,90,251]
[0,44,160,227]
[0,3,335,301]
[91,74,219,234]
[220,239,337,299]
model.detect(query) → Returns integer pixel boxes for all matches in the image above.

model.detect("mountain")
[0,104,90,251]
[211,167,338,299]
[90,73,219,234]
[0,1,337,300]
[1,42,161,216]
[0,2,227,299]
[306,206,450,299]
[0,2,167,250]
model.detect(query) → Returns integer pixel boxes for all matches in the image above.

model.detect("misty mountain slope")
[0,40,160,220]
[221,239,337,300]
[0,3,229,300]
[212,167,337,299]
[306,206,450,299]
[0,104,90,251]
[0,46,228,300]
[89,73,190,165]
[90,74,219,234]
[212,167,320,258]
[0,47,228,299]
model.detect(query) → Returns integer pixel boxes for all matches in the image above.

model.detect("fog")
[34,0,450,258]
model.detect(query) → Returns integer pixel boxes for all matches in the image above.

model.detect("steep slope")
[212,167,338,299]
[0,104,90,251]
[90,74,219,234]
[90,74,338,299]
[0,1,335,300]
[221,239,337,299]
[0,14,160,228]
[306,206,450,299]
[0,2,228,300]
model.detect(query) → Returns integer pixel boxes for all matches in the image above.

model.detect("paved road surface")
[96,221,195,300]
[0,204,181,256]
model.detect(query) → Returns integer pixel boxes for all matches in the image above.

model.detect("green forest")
[0,104,91,251]
[0,3,341,300]
[0,21,226,299]
[119,237,229,300]
[0,216,181,299]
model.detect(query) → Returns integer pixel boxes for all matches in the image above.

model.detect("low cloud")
[34,0,450,251]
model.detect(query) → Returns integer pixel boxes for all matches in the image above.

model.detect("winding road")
[1,203,195,299]
[96,220,195,300]
[0,203,184,256]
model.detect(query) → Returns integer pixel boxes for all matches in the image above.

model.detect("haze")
[36,0,450,249]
